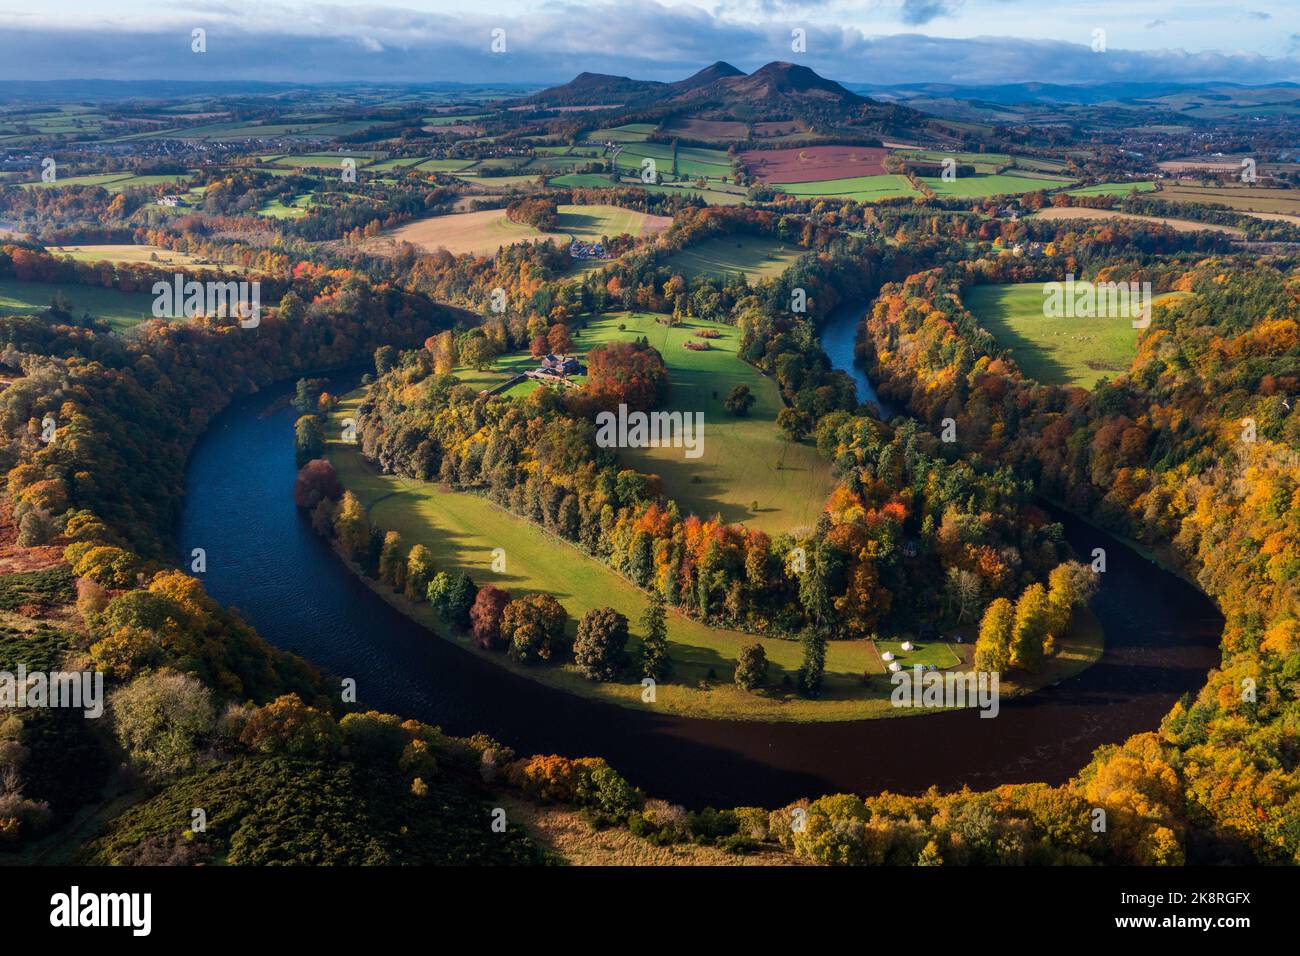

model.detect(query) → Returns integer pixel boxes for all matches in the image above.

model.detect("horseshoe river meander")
[178,303,1222,808]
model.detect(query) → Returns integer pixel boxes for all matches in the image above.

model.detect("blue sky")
[0,1,1296,85]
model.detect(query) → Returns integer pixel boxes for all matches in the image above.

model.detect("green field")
[921,173,1073,198]
[0,278,158,332]
[549,172,619,188]
[612,142,732,181]
[662,235,805,281]
[257,194,317,219]
[582,311,835,533]
[910,150,1011,173]
[964,283,1187,388]
[586,123,657,142]
[773,174,919,202]
[260,153,380,169]
[20,171,192,191]
[47,244,244,271]
[1066,181,1157,197]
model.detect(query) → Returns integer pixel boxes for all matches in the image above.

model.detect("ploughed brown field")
[661,117,749,140]
[741,145,889,183]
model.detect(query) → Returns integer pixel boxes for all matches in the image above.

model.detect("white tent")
[901,641,914,651]
[887,661,902,673]
[881,651,895,662]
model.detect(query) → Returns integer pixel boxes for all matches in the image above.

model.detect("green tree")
[734,642,768,691]
[574,607,629,681]
[797,627,826,698]
[294,414,323,466]
[724,384,756,417]
[777,407,812,441]
[374,345,399,376]
[639,589,672,680]
[110,669,215,780]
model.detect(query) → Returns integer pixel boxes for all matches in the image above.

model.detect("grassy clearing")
[47,244,232,269]
[964,282,1189,388]
[774,174,919,202]
[661,235,804,282]
[586,124,657,142]
[580,311,835,534]
[257,194,317,219]
[19,171,191,191]
[921,173,1072,198]
[0,278,158,332]
[909,150,1011,173]
[1066,181,1157,197]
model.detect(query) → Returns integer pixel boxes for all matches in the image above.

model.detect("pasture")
[772,174,919,202]
[612,142,732,181]
[964,282,1188,389]
[0,278,158,332]
[920,172,1073,198]
[581,311,836,534]
[1066,181,1157,197]
[661,235,804,281]
[47,244,238,270]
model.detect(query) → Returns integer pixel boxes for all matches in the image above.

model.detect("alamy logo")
[50,886,151,936]
[595,403,704,459]
[1042,274,1151,329]
[0,666,103,717]
[152,274,260,327]
[890,666,1000,718]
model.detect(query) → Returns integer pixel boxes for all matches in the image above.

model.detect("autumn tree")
[470,585,511,650]
[294,459,341,511]
[332,491,370,560]
[378,531,407,591]
[405,544,437,601]
[974,597,1014,672]
[502,593,569,663]
[1010,583,1051,671]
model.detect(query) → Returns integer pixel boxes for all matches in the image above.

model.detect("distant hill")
[526,60,921,131]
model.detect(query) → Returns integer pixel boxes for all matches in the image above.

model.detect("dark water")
[178,314,1222,809]
[821,301,897,419]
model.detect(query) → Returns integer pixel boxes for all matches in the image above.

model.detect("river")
[178,307,1222,808]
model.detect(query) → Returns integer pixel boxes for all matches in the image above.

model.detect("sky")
[0,0,1296,86]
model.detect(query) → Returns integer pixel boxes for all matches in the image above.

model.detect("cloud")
[898,0,960,26]
[1249,11,1272,20]
[0,2,1294,86]
[1145,19,1165,29]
